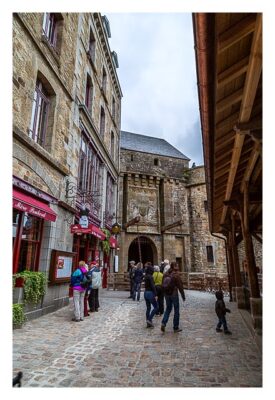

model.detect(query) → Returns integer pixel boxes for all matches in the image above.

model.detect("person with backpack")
[161,261,186,333]
[70,261,88,322]
[88,260,102,312]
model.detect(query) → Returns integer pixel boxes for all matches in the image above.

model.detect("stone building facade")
[13,13,122,319]
[118,131,227,273]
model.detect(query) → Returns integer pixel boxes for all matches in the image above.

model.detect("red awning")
[109,236,118,249]
[70,224,106,240]
[13,189,57,222]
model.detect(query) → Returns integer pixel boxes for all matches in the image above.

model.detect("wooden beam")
[234,118,262,132]
[216,88,243,113]
[220,14,262,226]
[240,142,261,192]
[252,232,262,244]
[217,56,249,87]
[218,14,256,53]
[161,220,183,233]
[239,14,262,122]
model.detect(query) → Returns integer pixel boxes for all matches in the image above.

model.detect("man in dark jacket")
[215,290,232,334]
[128,260,136,298]
[161,262,185,333]
[133,262,144,301]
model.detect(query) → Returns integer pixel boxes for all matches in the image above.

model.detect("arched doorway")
[128,236,157,265]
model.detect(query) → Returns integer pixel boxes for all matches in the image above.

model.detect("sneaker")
[71,318,80,322]
[216,328,223,332]
[161,324,165,332]
[224,330,232,335]
[80,318,84,321]
[146,320,154,328]
[173,328,182,333]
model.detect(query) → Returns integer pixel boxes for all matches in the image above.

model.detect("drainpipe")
[211,232,233,302]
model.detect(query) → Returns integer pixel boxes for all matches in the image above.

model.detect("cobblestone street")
[13,289,262,387]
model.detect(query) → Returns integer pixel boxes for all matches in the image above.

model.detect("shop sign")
[79,215,89,228]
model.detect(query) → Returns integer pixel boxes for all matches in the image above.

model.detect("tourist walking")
[133,262,144,301]
[153,265,164,315]
[161,262,185,333]
[215,290,232,334]
[88,260,102,312]
[144,264,159,328]
[70,261,88,322]
[128,260,136,299]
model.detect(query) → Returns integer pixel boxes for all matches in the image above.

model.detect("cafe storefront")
[12,178,57,274]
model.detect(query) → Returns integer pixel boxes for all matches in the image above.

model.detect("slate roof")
[120,130,190,160]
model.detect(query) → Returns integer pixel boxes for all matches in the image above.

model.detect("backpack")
[91,270,102,289]
[162,274,175,295]
[70,268,83,287]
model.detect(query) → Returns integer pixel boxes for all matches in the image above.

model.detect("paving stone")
[13,289,262,387]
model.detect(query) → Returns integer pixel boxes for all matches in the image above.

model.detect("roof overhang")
[193,13,262,234]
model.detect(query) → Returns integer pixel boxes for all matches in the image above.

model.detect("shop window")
[206,245,214,263]
[29,75,55,151]
[42,13,63,53]
[13,211,43,273]
[85,74,93,114]
[100,106,105,137]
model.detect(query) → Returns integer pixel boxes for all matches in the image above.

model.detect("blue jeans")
[133,281,142,301]
[162,294,180,330]
[217,316,228,331]
[144,290,158,322]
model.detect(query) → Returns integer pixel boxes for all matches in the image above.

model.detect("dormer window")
[42,13,63,52]
[102,15,111,38]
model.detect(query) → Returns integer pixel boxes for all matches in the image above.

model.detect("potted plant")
[101,228,111,255]
[13,303,26,329]
[13,271,47,304]
[13,275,25,288]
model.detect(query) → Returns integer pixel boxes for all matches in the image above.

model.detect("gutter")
[192,13,216,232]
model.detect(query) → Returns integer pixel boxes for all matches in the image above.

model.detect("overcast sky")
[107,13,203,166]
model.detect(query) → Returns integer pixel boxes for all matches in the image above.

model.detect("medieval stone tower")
[118,130,227,273]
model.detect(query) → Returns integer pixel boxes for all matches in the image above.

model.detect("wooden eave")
[193,13,262,234]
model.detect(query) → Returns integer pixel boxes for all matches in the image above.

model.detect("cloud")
[108,13,202,166]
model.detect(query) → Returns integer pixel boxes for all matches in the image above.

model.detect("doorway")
[128,236,157,265]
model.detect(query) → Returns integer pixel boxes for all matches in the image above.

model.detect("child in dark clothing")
[215,290,232,334]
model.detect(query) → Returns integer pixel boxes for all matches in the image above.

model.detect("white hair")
[164,259,169,265]
[154,265,160,272]
[163,265,170,274]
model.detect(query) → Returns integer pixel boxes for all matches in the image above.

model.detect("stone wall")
[187,167,227,273]
[120,150,189,178]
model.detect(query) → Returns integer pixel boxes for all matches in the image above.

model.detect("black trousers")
[88,289,99,311]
